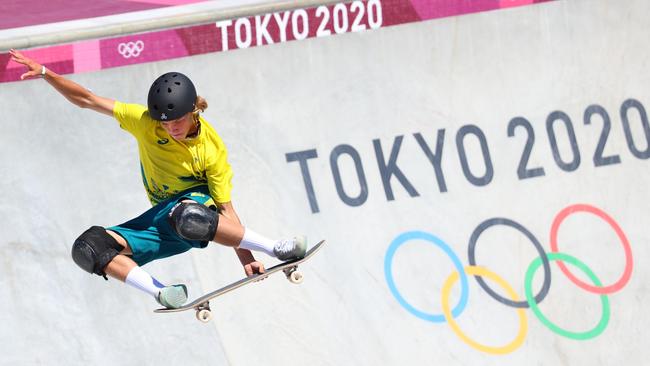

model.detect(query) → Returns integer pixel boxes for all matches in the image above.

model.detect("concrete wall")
[1,0,648,364]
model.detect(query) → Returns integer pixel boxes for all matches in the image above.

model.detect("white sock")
[238,227,277,257]
[125,266,165,298]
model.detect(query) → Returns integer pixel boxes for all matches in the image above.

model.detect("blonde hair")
[192,96,208,123]
[193,96,207,114]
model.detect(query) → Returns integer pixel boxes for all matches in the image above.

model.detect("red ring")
[550,203,633,294]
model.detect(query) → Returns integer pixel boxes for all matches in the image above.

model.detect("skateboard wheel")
[196,309,213,323]
[289,271,304,284]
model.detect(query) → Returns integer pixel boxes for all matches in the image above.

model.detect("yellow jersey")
[113,101,233,206]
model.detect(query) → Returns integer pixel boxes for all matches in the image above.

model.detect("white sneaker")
[157,284,188,309]
[273,236,307,261]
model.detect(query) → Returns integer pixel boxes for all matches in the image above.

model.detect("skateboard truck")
[283,265,304,284]
[196,302,212,322]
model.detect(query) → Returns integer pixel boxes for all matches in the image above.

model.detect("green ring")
[525,252,610,340]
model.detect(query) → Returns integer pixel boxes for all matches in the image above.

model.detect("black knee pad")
[71,226,123,280]
[168,202,219,241]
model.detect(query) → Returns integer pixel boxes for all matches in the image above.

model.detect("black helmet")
[147,72,197,121]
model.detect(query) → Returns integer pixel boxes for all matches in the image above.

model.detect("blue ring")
[384,231,469,323]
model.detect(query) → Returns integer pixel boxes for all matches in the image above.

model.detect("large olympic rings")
[468,218,551,308]
[550,204,633,294]
[384,203,633,354]
[525,252,610,340]
[441,266,528,355]
[384,231,469,322]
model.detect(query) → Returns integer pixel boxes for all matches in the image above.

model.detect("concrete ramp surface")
[1,0,648,364]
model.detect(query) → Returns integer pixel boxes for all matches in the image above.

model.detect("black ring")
[467,218,551,308]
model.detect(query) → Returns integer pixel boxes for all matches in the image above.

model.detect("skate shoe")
[157,284,188,309]
[273,235,307,261]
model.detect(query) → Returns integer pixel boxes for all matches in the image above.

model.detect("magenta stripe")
[73,40,101,73]
[122,0,205,4]
[1,0,556,83]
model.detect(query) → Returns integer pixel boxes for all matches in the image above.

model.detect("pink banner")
[1,0,554,83]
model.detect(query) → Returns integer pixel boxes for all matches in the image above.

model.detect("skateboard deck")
[154,240,325,322]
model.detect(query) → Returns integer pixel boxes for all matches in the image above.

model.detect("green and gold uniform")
[108,102,233,265]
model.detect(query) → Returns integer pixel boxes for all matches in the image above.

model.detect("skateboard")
[154,240,325,322]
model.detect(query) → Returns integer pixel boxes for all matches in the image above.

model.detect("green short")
[108,185,218,266]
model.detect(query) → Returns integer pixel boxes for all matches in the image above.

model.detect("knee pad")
[71,226,123,279]
[169,202,219,241]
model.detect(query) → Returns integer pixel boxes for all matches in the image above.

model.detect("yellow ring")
[441,266,528,355]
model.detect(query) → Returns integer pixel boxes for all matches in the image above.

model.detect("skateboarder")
[10,49,307,309]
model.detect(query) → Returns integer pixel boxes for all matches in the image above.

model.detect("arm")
[9,49,115,117]
[218,201,266,276]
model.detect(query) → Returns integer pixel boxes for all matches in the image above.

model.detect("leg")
[71,227,139,282]
[212,213,244,247]
[71,227,187,308]
[169,199,243,246]
[213,210,308,259]
[168,200,307,260]
[105,229,188,308]
[104,230,137,281]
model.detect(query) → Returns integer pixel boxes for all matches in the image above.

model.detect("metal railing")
[0,0,346,51]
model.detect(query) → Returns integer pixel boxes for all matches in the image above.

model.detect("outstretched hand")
[9,49,43,80]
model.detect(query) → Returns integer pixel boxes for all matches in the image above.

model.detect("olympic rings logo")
[117,40,145,59]
[384,203,633,355]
